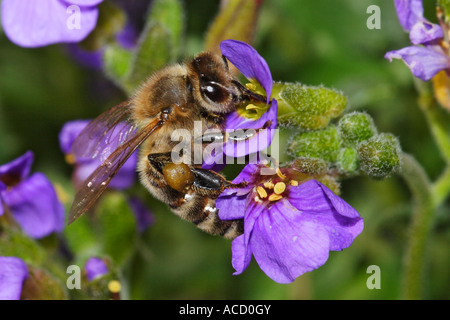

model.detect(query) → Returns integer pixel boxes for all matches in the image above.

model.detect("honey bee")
[68,51,268,239]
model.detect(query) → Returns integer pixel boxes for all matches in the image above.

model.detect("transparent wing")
[71,100,138,162]
[68,117,163,225]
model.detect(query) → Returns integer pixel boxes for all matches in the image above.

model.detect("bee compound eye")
[201,83,228,104]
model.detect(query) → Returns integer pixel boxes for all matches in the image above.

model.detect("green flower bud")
[124,0,183,91]
[337,147,359,174]
[358,133,401,179]
[103,44,133,89]
[287,125,341,163]
[204,0,261,56]
[292,157,328,175]
[274,82,347,130]
[317,175,341,196]
[338,112,377,146]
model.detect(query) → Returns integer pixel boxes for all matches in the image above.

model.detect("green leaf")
[148,0,184,60]
[96,192,138,266]
[0,219,46,265]
[21,266,68,300]
[103,43,133,88]
[63,213,102,264]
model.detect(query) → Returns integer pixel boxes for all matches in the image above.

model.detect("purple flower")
[85,257,108,281]
[127,196,154,234]
[0,152,65,239]
[1,0,103,48]
[216,164,363,283]
[59,120,137,190]
[221,40,278,157]
[203,40,278,169]
[385,0,449,81]
[0,257,28,300]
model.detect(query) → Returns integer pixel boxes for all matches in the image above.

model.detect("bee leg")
[147,152,174,173]
[189,167,248,198]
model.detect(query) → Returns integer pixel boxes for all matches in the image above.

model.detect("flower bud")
[317,175,341,196]
[358,133,401,179]
[338,112,377,146]
[123,0,183,91]
[274,82,347,130]
[337,147,359,174]
[292,157,328,175]
[204,0,262,60]
[287,125,341,163]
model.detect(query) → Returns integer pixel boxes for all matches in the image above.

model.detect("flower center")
[0,173,22,189]
[254,172,300,204]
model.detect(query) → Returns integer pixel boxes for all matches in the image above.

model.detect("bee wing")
[68,117,163,225]
[71,100,138,162]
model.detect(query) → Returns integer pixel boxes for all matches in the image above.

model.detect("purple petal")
[220,40,273,103]
[216,193,248,220]
[0,194,5,216]
[409,21,443,45]
[230,235,253,275]
[0,257,28,300]
[217,163,260,197]
[108,151,137,189]
[60,120,137,190]
[3,173,65,239]
[66,44,104,69]
[0,151,34,187]
[385,45,450,81]
[201,142,227,171]
[224,99,278,158]
[72,153,137,190]
[394,0,424,31]
[216,164,259,220]
[250,199,330,283]
[85,257,108,281]
[288,180,363,251]
[64,0,104,6]
[59,120,90,154]
[116,23,138,50]
[1,0,99,48]
[127,197,154,233]
[229,200,266,276]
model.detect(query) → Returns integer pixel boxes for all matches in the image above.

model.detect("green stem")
[432,164,450,207]
[414,78,450,162]
[399,153,434,299]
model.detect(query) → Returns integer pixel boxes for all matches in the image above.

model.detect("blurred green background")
[0,0,448,299]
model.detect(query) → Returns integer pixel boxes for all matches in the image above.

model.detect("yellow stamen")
[246,83,257,91]
[268,194,283,202]
[264,181,274,189]
[65,153,76,165]
[276,168,287,179]
[290,180,299,186]
[256,186,268,199]
[108,280,121,293]
[274,182,286,195]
